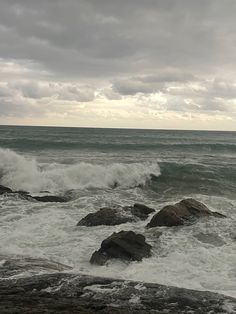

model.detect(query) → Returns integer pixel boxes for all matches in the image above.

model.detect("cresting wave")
[0,148,161,193]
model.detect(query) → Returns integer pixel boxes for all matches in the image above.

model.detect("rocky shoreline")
[0,257,235,314]
[1,184,235,313]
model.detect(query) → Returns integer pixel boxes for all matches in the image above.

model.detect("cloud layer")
[0,0,235,129]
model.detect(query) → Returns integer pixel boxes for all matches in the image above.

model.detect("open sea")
[0,125,235,297]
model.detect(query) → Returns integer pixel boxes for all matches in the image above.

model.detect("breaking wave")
[0,149,160,193]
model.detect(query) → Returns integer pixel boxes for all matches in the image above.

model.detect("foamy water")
[0,126,235,298]
[0,148,160,192]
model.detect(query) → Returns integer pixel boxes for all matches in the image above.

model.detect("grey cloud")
[0,98,41,117]
[9,81,95,102]
[13,82,52,99]
[113,78,162,95]
[112,71,199,95]
[0,83,13,97]
[100,87,122,100]
[0,0,235,121]
[0,0,235,80]
[56,85,95,102]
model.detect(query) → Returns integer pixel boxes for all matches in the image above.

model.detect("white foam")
[0,153,235,299]
[222,300,236,313]
[0,148,160,193]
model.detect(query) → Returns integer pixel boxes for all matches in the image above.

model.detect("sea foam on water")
[0,148,160,193]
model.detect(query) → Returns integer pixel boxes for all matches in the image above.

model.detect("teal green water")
[0,125,235,198]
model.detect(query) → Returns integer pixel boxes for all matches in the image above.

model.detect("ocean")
[0,125,235,297]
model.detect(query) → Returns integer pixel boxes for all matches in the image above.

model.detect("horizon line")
[0,124,235,132]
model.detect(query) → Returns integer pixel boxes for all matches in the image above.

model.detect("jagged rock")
[0,184,13,195]
[147,198,226,228]
[77,203,155,226]
[0,272,235,313]
[90,231,152,265]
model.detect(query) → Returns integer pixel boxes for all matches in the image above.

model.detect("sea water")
[0,125,235,297]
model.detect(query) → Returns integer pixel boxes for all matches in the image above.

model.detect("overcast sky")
[0,0,236,130]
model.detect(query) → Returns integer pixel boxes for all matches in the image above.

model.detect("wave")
[147,161,236,199]
[0,149,160,193]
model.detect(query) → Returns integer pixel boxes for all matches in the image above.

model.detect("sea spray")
[0,148,161,193]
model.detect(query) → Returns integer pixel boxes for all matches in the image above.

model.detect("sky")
[0,0,236,130]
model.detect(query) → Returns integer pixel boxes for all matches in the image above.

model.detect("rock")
[0,272,235,314]
[0,184,69,203]
[0,184,13,195]
[129,203,155,220]
[147,198,226,228]
[77,207,133,226]
[90,231,152,265]
[32,195,69,203]
[77,203,155,227]
[211,211,227,218]
[0,255,72,278]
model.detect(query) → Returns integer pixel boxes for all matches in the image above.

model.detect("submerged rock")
[77,203,155,226]
[147,198,226,228]
[0,272,235,314]
[90,230,152,265]
[32,195,69,203]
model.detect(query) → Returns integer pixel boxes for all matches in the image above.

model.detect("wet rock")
[0,255,72,278]
[90,231,152,265]
[0,272,235,314]
[32,195,69,203]
[147,198,226,228]
[128,203,155,220]
[211,211,227,218]
[77,207,134,226]
[0,184,13,195]
[0,184,69,203]
[77,203,155,227]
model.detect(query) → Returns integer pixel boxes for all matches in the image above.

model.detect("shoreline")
[0,270,235,314]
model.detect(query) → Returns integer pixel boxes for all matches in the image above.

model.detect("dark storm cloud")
[0,0,236,79]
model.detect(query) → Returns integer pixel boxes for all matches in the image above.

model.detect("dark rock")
[0,184,13,195]
[15,190,30,195]
[32,195,69,203]
[77,207,133,226]
[129,203,155,220]
[77,203,155,227]
[147,198,226,228]
[0,272,235,314]
[90,231,152,265]
[211,211,227,218]
[0,185,69,203]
